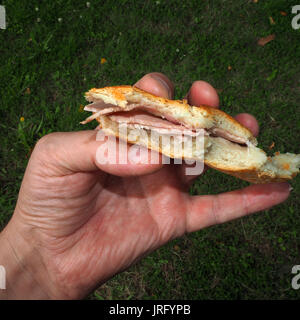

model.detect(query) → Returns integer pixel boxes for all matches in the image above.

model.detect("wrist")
[0,221,50,299]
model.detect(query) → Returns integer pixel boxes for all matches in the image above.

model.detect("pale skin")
[0,73,290,299]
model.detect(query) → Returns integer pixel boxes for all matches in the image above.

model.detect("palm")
[77,166,187,280]
[17,156,189,298]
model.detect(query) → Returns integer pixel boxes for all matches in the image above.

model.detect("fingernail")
[150,75,172,98]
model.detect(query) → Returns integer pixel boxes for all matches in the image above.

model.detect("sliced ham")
[83,102,247,144]
[84,101,138,113]
[84,101,117,112]
[84,102,182,124]
[210,127,247,145]
[109,111,202,136]
[80,106,123,124]
[123,123,205,137]
[109,111,185,130]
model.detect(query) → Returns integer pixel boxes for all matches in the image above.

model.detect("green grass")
[1,0,300,299]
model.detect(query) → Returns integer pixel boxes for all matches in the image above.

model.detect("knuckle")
[211,195,222,225]
[241,192,251,216]
[34,132,59,154]
[36,132,57,147]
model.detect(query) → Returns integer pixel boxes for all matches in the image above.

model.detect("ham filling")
[109,111,203,136]
[82,101,248,145]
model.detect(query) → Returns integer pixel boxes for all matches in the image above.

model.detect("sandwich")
[81,85,300,183]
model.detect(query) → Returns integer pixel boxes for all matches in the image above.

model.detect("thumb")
[33,130,163,177]
[94,129,164,176]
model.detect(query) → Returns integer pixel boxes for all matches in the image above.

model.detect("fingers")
[235,113,259,137]
[134,72,174,99]
[34,130,164,177]
[186,182,291,232]
[95,130,164,176]
[186,80,220,108]
[181,80,260,187]
[186,81,259,137]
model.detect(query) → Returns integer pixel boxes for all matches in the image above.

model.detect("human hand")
[0,73,290,299]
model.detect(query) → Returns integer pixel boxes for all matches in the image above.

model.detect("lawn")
[0,0,299,299]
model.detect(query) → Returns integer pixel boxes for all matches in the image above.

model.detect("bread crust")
[86,86,257,145]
